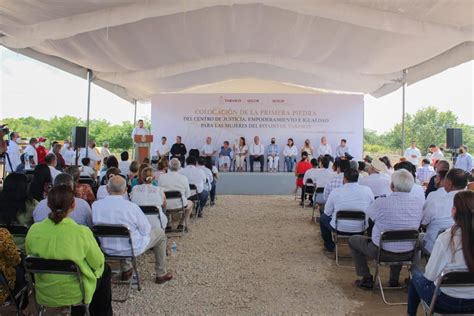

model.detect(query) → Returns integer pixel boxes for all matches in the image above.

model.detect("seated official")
[249,136,265,172]
[218,141,232,172]
[92,176,172,284]
[421,168,468,254]
[0,172,38,250]
[33,173,92,227]
[358,159,391,198]
[323,160,351,202]
[97,167,129,200]
[29,164,52,202]
[0,228,28,312]
[283,138,298,172]
[67,166,96,205]
[295,152,312,204]
[349,169,424,289]
[201,136,217,165]
[320,168,374,252]
[170,136,187,167]
[158,158,193,231]
[267,138,280,172]
[234,137,248,172]
[179,156,208,217]
[80,158,97,181]
[26,185,112,315]
[416,158,435,184]
[407,190,474,315]
[130,167,168,229]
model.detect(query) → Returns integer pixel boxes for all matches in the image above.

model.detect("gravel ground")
[113,195,367,315]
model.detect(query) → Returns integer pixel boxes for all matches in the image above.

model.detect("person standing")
[131,119,150,139]
[335,139,350,159]
[36,137,49,165]
[53,143,66,171]
[404,140,422,166]
[426,144,444,164]
[6,132,21,172]
[155,136,170,161]
[170,136,187,167]
[79,140,102,170]
[267,137,280,172]
[284,138,298,172]
[24,137,39,167]
[317,136,332,157]
[454,145,473,173]
[249,136,265,172]
[100,142,111,159]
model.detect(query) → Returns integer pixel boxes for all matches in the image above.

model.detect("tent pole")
[85,69,92,158]
[132,99,137,160]
[401,69,407,156]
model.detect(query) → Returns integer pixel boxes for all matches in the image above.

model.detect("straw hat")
[371,159,388,174]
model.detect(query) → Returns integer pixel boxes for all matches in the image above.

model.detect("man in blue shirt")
[454,145,473,173]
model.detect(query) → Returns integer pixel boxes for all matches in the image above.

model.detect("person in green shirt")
[25,185,112,316]
[0,172,38,251]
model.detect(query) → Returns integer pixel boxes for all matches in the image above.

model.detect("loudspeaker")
[446,128,463,149]
[72,126,87,149]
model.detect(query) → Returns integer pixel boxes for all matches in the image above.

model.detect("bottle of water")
[171,241,177,256]
[25,155,30,170]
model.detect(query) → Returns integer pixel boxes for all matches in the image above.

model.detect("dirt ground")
[112,195,415,315]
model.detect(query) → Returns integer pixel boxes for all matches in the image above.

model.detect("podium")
[134,135,153,163]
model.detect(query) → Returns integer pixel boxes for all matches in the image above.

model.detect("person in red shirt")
[36,137,49,165]
[295,151,312,203]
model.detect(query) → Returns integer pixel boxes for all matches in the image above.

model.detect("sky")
[1,47,473,133]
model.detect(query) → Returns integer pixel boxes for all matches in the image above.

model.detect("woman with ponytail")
[25,185,112,315]
[407,190,474,315]
[130,167,167,230]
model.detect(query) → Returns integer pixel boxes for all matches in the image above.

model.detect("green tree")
[42,116,84,141]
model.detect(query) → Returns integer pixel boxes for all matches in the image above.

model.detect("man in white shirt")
[100,142,111,159]
[454,145,473,173]
[179,156,208,217]
[80,157,97,180]
[359,159,391,198]
[249,136,265,172]
[158,158,193,230]
[24,137,38,167]
[335,139,350,158]
[131,119,150,139]
[118,151,131,176]
[426,144,444,164]
[45,153,61,182]
[317,136,332,157]
[320,168,374,252]
[349,169,424,289]
[323,159,351,202]
[79,140,102,167]
[155,136,170,161]
[426,169,448,202]
[304,156,335,189]
[421,168,468,254]
[197,157,213,193]
[61,141,76,166]
[92,176,172,284]
[404,140,422,166]
[6,132,21,172]
[416,158,435,184]
[201,136,217,165]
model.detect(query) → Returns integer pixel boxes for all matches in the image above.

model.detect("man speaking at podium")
[131,119,152,163]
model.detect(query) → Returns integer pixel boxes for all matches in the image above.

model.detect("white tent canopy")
[1,0,473,102]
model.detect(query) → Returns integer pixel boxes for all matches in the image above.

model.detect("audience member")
[404,140,422,166]
[295,152,312,203]
[379,156,393,174]
[320,168,374,252]
[218,141,232,171]
[33,173,92,227]
[170,136,187,167]
[205,157,218,206]
[0,173,38,250]
[323,160,351,201]
[304,156,335,190]
[53,143,66,171]
[45,153,61,182]
[234,137,248,171]
[425,160,450,198]
[80,157,97,180]
[180,156,208,217]
[100,155,119,184]
[118,151,131,175]
[158,158,193,231]
[79,140,102,170]
[62,140,76,167]
[27,185,112,315]
[358,159,391,198]
[249,136,265,172]
[266,137,279,172]
[198,157,214,199]
[284,138,298,172]
[128,160,139,182]
[100,142,111,159]
[155,159,168,180]
[97,168,129,200]
[454,145,473,173]
[393,161,426,200]
[357,161,368,178]
[421,168,468,254]
[407,190,474,315]
[349,169,424,289]
[36,137,49,165]
[425,169,448,202]
[92,175,172,284]
[317,136,332,157]
[29,164,52,201]
[67,166,96,205]
[417,158,435,184]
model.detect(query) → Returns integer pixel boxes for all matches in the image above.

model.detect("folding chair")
[163,191,186,236]
[139,206,163,229]
[312,187,325,221]
[294,173,305,200]
[79,176,94,186]
[302,179,315,208]
[421,269,474,315]
[91,224,140,302]
[24,256,90,316]
[332,210,366,266]
[188,184,201,218]
[0,270,28,316]
[374,229,419,305]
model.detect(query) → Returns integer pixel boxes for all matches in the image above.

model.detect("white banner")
[151,93,364,160]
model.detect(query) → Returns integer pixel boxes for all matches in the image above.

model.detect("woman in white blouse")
[130,167,168,230]
[407,191,474,315]
[234,137,248,172]
[283,138,298,172]
[300,139,314,160]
